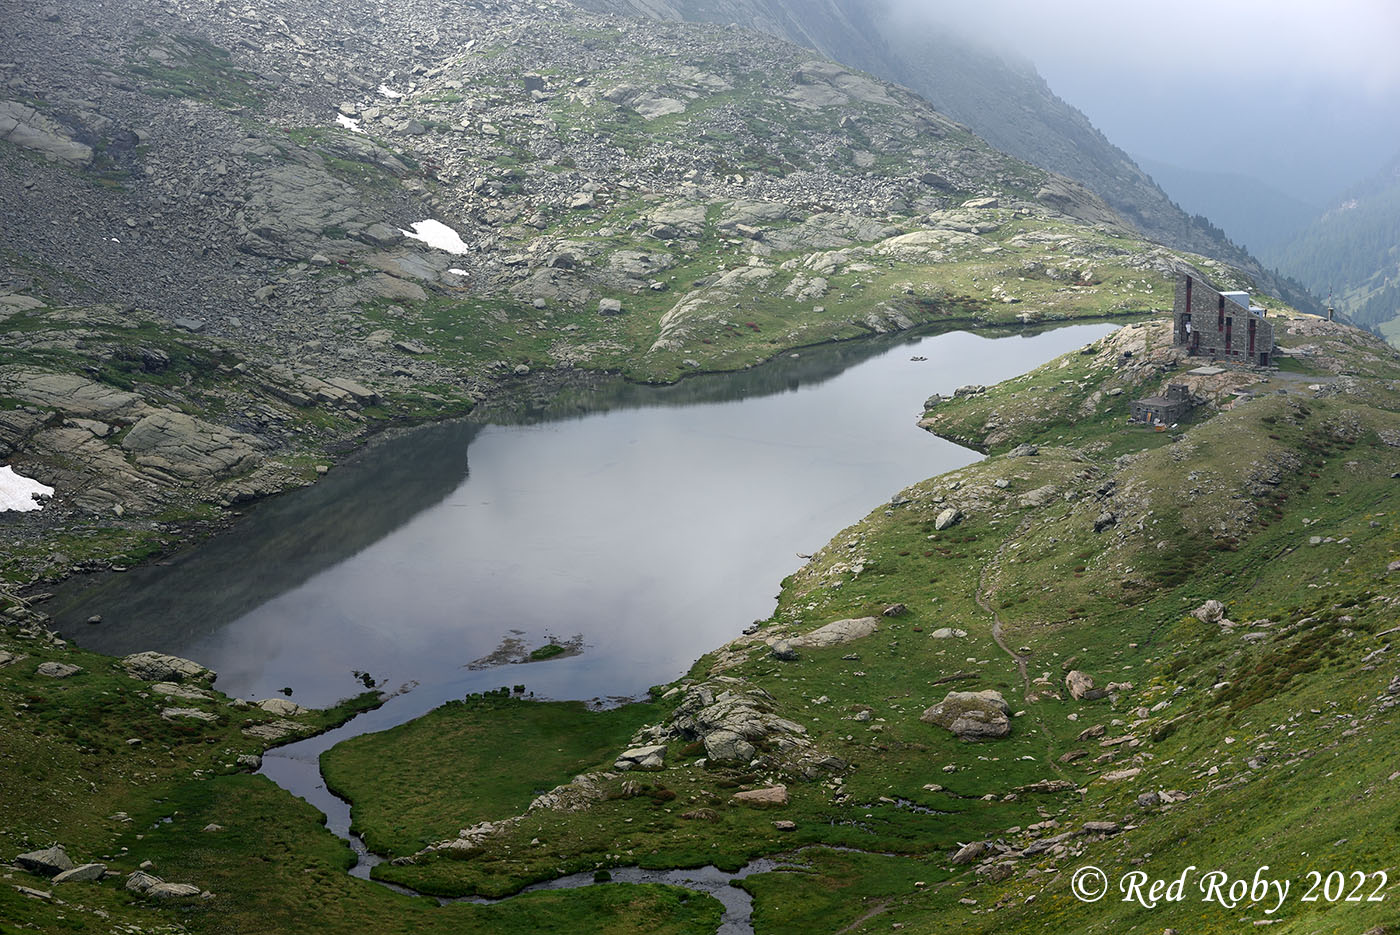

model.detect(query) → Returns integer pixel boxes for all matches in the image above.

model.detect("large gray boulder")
[121,652,212,683]
[921,690,1011,741]
[53,863,106,884]
[16,845,74,877]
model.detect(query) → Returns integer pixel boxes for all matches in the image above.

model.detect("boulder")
[598,298,623,315]
[125,870,162,893]
[921,690,1011,741]
[929,627,967,639]
[1093,511,1117,533]
[146,882,203,899]
[934,507,962,531]
[36,661,81,678]
[614,744,667,771]
[1100,767,1142,783]
[122,652,212,683]
[1008,443,1039,457]
[1019,485,1058,507]
[52,863,106,884]
[769,640,798,661]
[16,845,74,877]
[950,840,989,865]
[1065,670,1105,701]
[254,697,308,717]
[731,785,788,808]
[1192,600,1228,624]
[1082,821,1122,835]
[790,616,879,648]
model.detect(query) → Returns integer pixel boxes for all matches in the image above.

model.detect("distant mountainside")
[1263,151,1400,333]
[1137,157,1320,253]
[575,0,1320,313]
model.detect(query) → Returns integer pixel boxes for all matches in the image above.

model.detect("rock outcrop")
[121,652,213,683]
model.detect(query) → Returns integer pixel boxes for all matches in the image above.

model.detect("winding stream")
[48,321,1118,927]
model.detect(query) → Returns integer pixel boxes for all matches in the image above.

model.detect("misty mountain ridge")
[1136,156,1320,253]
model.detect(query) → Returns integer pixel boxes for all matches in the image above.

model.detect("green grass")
[321,695,663,856]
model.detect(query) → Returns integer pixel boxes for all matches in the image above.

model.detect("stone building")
[1131,383,1193,425]
[1172,273,1274,366]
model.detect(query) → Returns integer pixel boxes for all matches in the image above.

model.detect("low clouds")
[887,0,1400,97]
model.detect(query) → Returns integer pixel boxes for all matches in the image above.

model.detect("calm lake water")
[51,323,1115,718]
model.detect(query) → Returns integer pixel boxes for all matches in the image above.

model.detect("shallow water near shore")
[50,323,1116,716]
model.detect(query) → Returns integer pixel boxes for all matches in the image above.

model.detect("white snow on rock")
[377,84,403,99]
[335,113,365,134]
[399,220,469,254]
[0,465,53,512]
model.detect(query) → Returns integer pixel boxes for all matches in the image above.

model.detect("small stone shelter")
[1131,383,1193,425]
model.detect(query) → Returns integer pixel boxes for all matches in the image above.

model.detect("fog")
[886,0,1400,205]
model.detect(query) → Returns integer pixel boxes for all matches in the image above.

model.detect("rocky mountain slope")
[0,0,1244,589]
[573,0,1319,315]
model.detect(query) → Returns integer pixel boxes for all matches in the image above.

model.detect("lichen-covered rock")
[121,652,212,683]
[920,690,1011,741]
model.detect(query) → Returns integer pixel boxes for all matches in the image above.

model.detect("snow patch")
[378,84,403,99]
[0,465,54,512]
[335,113,365,134]
[399,220,469,255]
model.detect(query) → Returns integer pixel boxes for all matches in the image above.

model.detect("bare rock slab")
[731,785,788,808]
